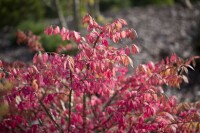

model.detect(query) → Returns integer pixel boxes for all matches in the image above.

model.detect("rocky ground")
[104,3,200,62]
[0,2,200,102]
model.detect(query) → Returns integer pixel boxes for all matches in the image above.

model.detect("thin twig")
[102,84,128,112]
[102,89,119,112]
[83,92,86,133]
[93,32,103,48]
[67,89,72,132]
[68,70,73,132]
[39,100,63,133]
[92,114,113,131]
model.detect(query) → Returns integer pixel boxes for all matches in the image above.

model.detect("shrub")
[0,15,199,132]
[17,20,70,52]
[0,0,45,28]
[100,0,132,11]
[131,0,174,6]
[17,20,47,35]
[99,0,174,12]
[40,34,63,52]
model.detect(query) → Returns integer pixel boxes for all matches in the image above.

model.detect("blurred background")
[0,0,200,102]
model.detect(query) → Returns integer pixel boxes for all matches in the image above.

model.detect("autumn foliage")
[0,14,200,132]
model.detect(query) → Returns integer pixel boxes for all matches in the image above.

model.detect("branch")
[102,83,128,112]
[92,114,113,131]
[67,89,72,132]
[67,70,73,132]
[39,100,63,133]
[102,89,119,112]
[82,92,86,132]
[93,32,103,48]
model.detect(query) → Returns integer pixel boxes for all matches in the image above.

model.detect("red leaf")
[129,30,135,40]
[131,44,140,54]
[0,60,2,68]
[82,14,91,24]
[125,46,130,55]
[102,39,109,47]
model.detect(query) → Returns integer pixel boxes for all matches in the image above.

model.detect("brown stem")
[68,89,72,132]
[93,32,103,48]
[102,84,128,112]
[39,100,63,133]
[83,92,86,132]
[102,90,119,112]
[92,114,113,131]
[68,70,73,132]
[91,105,97,118]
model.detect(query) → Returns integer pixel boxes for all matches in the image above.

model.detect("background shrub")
[100,0,132,11]
[131,0,174,6]
[17,20,68,52]
[17,20,47,35]
[40,34,68,52]
[0,0,45,28]
[99,0,175,11]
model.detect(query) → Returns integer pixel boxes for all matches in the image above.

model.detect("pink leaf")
[120,31,126,38]
[64,31,70,40]
[53,26,60,35]
[112,34,118,43]
[73,31,81,42]
[44,26,53,35]
[115,21,122,30]
[42,53,48,63]
[170,54,177,63]
[60,27,66,36]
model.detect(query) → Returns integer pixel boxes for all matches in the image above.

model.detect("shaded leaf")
[182,75,189,83]
[127,56,133,67]
[187,65,195,71]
